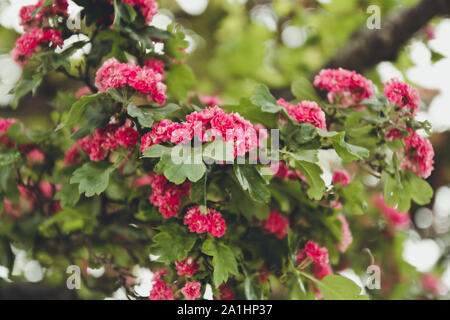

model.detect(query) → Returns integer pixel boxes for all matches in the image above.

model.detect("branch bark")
[274,0,450,99]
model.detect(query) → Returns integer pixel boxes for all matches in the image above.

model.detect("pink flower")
[184,206,227,238]
[175,257,199,278]
[313,68,374,108]
[75,86,92,99]
[386,128,403,141]
[152,268,168,280]
[277,98,327,131]
[149,279,174,300]
[74,122,138,162]
[271,161,307,182]
[264,210,289,239]
[297,241,329,265]
[94,57,166,105]
[214,284,235,300]
[181,282,202,300]
[12,28,63,66]
[330,200,343,210]
[401,131,434,179]
[335,214,353,252]
[197,94,224,107]
[139,173,190,219]
[26,149,45,164]
[0,117,18,148]
[115,126,139,148]
[208,209,227,238]
[425,24,436,41]
[145,58,165,79]
[332,170,351,187]
[383,78,420,116]
[122,0,158,24]
[140,107,258,158]
[313,263,333,280]
[421,273,445,295]
[372,195,410,229]
[19,0,69,31]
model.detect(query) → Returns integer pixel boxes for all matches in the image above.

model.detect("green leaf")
[70,162,114,197]
[151,224,196,262]
[10,75,43,109]
[54,183,81,208]
[166,64,196,101]
[165,24,189,60]
[127,102,155,128]
[222,98,278,128]
[113,0,137,24]
[318,275,368,300]
[318,130,370,162]
[142,145,172,158]
[157,151,206,184]
[127,102,179,128]
[39,207,98,236]
[61,92,106,129]
[234,165,270,203]
[250,84,281,113]
[0,150,20,168]
[107,88,127,103]
[293,160,325,200]
[291,77,321,101]
[406,170,433,205]
[202,239,239,287]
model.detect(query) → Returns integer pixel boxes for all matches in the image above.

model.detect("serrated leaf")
[250,84,281,113]
[202,239,239,287]
[54,183,81,208]
[61,92,106,129]
[293,160,325,200]
[70,162,114,197]
[157,152,206,184]
[151,224,196,262]
[318,275,368,300]
[234,164,270,203]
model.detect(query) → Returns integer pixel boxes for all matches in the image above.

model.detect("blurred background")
[0,0,449,299]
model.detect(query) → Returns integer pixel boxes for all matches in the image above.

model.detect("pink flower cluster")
[313,68,374,108]
[181,281,202,300]
[95,57,166,105]
[373,195,410,229]
[0,117,18,148]
[141,106,258,157]
[421,273,445,296]
[65,122,139,163]
[184,206,226,238]
[137,173,190,219]
[332,170,351,187]
[12,28,63,66]
[335,213,353,253]
[264,210,289,239]
[270,161,307,183]
[149,269,173,300]
[214,284,235,300]
[297,241,333,280]
[277,98,327,131]
[383,78,420,116]
[19,0,68,31]
[122,0,158,24]
[197,94,224,107]
[402,131,434,179]
[175,257,199,278]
